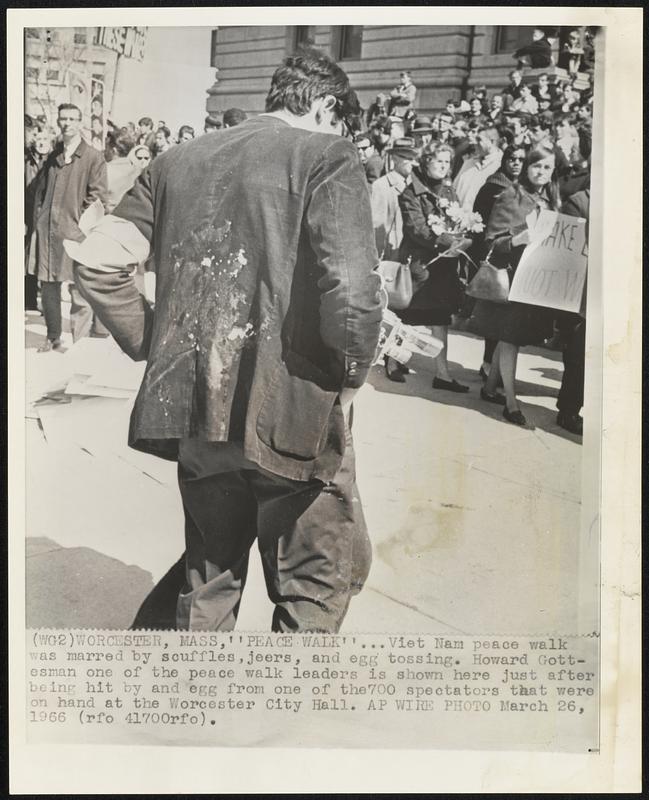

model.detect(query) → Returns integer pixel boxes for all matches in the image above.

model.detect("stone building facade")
[206,25,580,118]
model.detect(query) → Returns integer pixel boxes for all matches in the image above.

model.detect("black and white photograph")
[9,6,641,794]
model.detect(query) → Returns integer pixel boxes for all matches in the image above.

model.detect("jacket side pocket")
[256,351,339,460]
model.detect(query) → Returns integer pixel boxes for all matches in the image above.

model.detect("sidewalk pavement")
[24,307,583,634]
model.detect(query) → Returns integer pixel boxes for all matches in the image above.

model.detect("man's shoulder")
[78,140,105,164]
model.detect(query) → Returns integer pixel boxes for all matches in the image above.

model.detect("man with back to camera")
[64,48,383,633]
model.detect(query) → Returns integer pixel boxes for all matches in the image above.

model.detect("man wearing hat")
[370,140,418,262]
[354,131,384,184]
[410,115,434,150]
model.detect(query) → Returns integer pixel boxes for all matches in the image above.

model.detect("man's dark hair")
[497,125,515,147]
[139,117,153,128]
[178,124,195,139]
[265,47,361,122]
[57,103,81,119]
[157,125,171,140]
[113,130,136,157]
[222,108,247,127]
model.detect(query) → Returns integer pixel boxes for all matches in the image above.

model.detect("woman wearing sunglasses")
[470,143,527,384]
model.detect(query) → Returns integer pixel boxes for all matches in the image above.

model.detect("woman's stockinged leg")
[485,342,502,394]
[499,341,520,412]
[431,325,450,381]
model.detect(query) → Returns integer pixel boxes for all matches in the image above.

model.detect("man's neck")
[63,133,81,152]
[262,109,320,133]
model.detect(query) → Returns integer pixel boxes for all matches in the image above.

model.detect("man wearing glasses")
[65,48,383,633]
[354,132,384,184]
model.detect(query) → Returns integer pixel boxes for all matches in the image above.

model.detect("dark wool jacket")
[26,139,107,282]
[484,182,557,271]
[75,115,383,482]
[470,169,516,261]
[397,170,458,275]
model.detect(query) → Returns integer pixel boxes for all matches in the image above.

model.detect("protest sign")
[509,212,588,313]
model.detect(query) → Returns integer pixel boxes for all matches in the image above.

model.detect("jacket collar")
[55,137,86,166]
[485,170,514,189]
[410,169,448,198]
[386,170,407,190]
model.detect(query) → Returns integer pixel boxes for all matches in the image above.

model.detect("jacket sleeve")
[305,138,383,389]
[85,153,108,211]
[74,167,156,361]
[370,180,390,257]
[399,186,439,251]
[484,188,526,264]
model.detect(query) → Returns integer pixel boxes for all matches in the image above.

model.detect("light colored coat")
[370,170,407,261]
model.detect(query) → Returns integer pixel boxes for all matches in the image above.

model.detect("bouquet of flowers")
[427,197,485,238]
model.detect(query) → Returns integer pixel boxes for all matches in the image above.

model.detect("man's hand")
[339,387,359,424]
[512,229,531,247]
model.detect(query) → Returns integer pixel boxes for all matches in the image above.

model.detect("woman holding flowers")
[474,145,560,426]
[395,142,483,391]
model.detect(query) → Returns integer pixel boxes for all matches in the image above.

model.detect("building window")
[74,32,87,45]
[294,26,315,49]
[494,26,536,55]
[25,28,41,40]
[332,26,363,61]
[46,69,60,82]
[25,66,39,81]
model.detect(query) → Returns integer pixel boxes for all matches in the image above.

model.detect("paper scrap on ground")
[65,374,135,399]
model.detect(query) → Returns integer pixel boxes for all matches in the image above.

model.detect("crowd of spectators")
[361,27,594,434]
[23,106,248,346]
[24,27,594,434]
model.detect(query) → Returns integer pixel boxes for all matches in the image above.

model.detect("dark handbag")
[465,245,511,304]
[376,203,413,311]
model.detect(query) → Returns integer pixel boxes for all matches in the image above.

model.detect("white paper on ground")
[64,374,136,399]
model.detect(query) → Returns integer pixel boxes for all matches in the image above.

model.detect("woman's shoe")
[384,356,406,383]
[432,377,469,393]
[503,407,527,426]
[480,387,506,405]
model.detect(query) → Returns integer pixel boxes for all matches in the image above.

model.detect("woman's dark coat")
[397,170,463,325]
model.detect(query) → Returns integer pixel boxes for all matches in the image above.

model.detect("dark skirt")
[398,258,463,327]
[467,298,554,347]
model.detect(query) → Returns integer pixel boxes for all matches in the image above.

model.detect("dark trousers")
[40,280,62,341]
[133,425,371,633]
[40,279,109,343]
[25,274,39,310]
[68,282,109,341]
[557,316,586,416]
